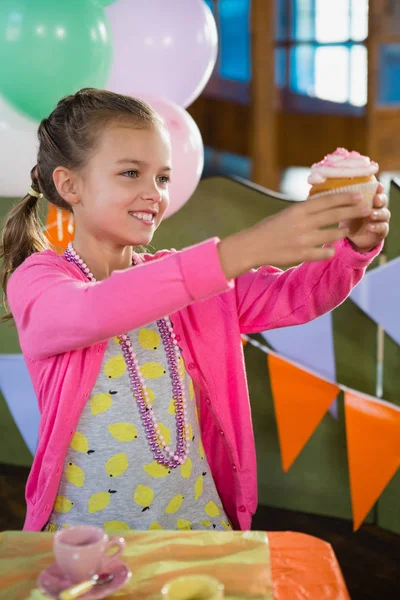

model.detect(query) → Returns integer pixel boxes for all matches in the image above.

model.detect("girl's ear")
[53,167,80,207]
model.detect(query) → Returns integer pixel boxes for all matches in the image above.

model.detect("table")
[0,530,350,600]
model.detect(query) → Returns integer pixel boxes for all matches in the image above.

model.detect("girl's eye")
[122,170,138,178]
[158,175,170,185]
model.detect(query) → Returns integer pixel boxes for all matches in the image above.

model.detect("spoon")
[59,573,114,600]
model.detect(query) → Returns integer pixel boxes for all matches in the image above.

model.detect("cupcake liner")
[310,181,379,208]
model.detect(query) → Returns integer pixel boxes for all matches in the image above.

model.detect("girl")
[1,89,389,533]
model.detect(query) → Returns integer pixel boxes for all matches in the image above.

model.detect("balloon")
[0,95,38,197]
[140,96,204,218]
[0,0,112,121]
[95,0,117,5]
[105,0,218,108]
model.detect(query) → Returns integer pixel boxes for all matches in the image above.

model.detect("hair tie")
[28,186,43,199]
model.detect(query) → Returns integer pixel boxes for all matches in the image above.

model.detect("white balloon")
[105,0,218,108]
[0,95,38,197]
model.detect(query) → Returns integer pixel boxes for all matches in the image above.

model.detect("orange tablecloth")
[0,530,350,600]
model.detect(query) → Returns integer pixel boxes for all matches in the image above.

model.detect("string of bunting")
[242,334,400,530]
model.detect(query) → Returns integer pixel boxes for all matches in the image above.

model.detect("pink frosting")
[308,148,379,184]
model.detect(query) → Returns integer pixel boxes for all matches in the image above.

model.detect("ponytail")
[0,166,50,321]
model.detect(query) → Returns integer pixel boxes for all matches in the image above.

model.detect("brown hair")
[0,88,163,320]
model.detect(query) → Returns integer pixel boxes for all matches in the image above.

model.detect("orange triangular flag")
[45,205,75,252]
[344,391,400,530]
[268,354,340,471]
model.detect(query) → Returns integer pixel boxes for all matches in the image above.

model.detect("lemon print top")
[45,322,231,532]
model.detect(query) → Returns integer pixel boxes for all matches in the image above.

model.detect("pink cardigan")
[7,237,381,531]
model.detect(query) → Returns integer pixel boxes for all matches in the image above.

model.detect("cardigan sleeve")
[234,238,383,334]
[7,238,233,359]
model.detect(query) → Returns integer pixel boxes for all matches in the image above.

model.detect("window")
[275,0,368,106]
[208,1,399,108]
[205,0,251,82]
[378,44,400,105]
[218,0,251,81]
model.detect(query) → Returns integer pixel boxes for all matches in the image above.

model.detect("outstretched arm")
[235,238,383,334]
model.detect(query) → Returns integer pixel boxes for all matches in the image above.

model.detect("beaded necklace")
[64,243,190,468]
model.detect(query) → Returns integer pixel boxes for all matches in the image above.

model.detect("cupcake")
[308,148,379,207]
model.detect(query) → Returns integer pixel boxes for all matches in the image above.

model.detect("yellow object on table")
[24,591,52,600]
[161,575,225,600]
[0,530,271,600]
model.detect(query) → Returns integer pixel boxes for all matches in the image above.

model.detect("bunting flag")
[344,391,400,530]
[44,205,75,251]
[268,354,340,471]
[262,313,339,418]
[350,256,400,345]
[0,355,40,455]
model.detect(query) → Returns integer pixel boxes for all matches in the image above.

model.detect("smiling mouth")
[128,211,156,226]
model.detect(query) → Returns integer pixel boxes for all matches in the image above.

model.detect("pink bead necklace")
[64,243,190,469]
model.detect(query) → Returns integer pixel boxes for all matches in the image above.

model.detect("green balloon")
[0,0,113,121]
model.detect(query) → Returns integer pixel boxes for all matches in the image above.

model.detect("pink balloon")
[140,96,204,219]
[105,0,218,108]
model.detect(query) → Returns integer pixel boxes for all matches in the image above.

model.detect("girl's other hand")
[342,183,390,252]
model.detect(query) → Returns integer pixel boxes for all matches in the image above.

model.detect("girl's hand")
[218,191,372,278]
[342,183,390,252]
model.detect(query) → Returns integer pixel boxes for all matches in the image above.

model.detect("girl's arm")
[7,238,233,359]
[235,238,383,334]
[8,190,382,359]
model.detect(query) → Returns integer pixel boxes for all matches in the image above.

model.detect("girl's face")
[72,123,172,248]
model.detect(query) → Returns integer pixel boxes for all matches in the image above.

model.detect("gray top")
[46,322,230,533]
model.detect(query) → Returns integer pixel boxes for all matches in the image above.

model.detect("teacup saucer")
[37,557,131,599]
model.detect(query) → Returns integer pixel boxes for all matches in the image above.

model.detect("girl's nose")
[140,187,162,204]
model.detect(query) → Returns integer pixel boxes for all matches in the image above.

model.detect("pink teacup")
[53,525,125,583]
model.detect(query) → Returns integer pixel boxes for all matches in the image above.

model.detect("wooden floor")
[1,463,399,600]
